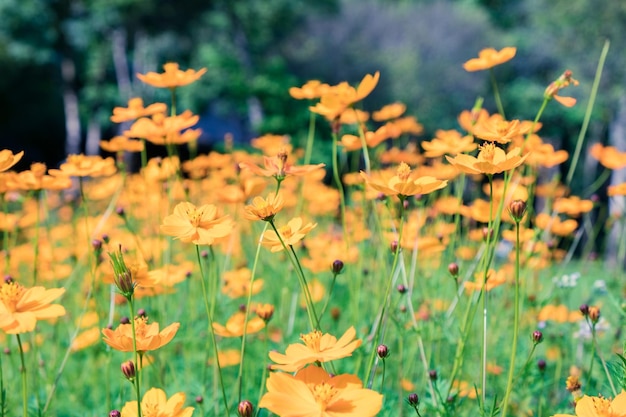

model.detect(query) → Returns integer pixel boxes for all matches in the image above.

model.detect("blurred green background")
[0,0,624,185]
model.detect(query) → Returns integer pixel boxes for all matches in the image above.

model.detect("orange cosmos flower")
[239,149,325,181]
[590,143,626,170]
[372,102,406,121]
[446,143,528,175]
[421,129,477,157]
[8,162,72,191]
[0,279,66,334]
[100,136,145,153]
[137,62,207,89]
[609,183,626,197]
[261,217,317,252]
[49,154,117,178]
[160,202,234,245]
[102,316,179,353]
[244,192,284,221]
[471,118,528,144]
[120,387,194,417]
[269,326,361,372]
[537,305,581,323]
[458,108,490,134]
[289,80,331,100]
[125,110,201,146]
[309,72,380,121]
[250,134,292,155]
[221,267,264,299]
[110,97,167,123]
[212,311,265,338]
[463,47,516,72]
[553,196,593,217]
[545,70,579,108]
[0,150,24,172]
[464,269,507,292]
[360,162,448,198]
[534,213,578,236]
[259,366,383,417]
[550,391,626,417]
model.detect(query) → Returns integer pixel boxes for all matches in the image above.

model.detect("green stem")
[127,299,141,417]
[500,220,522,417]
[365,198,405,387]
[331,130,349,243]
[489,68,505,118]
[237,222,269,402]
[195,245,230,414]
[16,334,27,417]
[565,40,609,187]
[591,324,618,396]
[319,272,338,322]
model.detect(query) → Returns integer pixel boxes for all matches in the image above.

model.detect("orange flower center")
[312,382,338,409]
[277,224,295,240]
[0,282,25,313]
[300,330,322,350]
[590,396,612,416]
[396,162,411,181]
[134,316,149,339]
[141,402,159,417]
[479,143,496,162]
[184,206,205,227]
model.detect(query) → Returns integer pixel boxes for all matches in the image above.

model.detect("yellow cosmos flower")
[446,143,528,175]
[289,80,331,100]
[239,149,325,180]
[102,316,179,353]
[160,202,234,246]
[49,154,117,178]
[212,311,265,338]
[100,136,145,153]
[110,97,167,123]
[261,217,317,252]
[137,62,206,89]
[372,102,406,121]
[551,391,626,417]
[472,118,526,144]
[269,326,361,372]
[463,47,516,72]
[244,193,284,221]
[421,129,477,158]
[309,72,380,121]
[121,387,194,417]
[260,366,383,417]
[0,150,24,172]
[0,279,66,334]
[360,162,448,198]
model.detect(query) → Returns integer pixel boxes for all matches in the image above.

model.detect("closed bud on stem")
[588,306,600,324]
[390,240,399,254]
[509,199,527,223]
[331,259,344,275]
[532,330,543,344]
[428,370,438,381]
[255,304,275,322]
[397,284,407,294]
[121,360,135,380]
[377,344,390,359]
[407,393,419,407]
[238,400,254,417]
[109,411,121,417]
[537,359,547,372]
[482,227,493,242]
[579,304,589,317]
[448,262,459,277]
[108,246,135,299]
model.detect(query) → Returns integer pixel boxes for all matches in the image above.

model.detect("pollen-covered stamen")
[0,281,25,312]
[312,383,338,409]
[396,162,411,181]
[478,143,497,162]
[590,396,611,415]
[133,316,149,338]
[300,330,323,350]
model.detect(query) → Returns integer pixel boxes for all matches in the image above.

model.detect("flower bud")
[579,304,589,317]
[397,284,407,294]
[255,304,275,322]
[588,306,600,324]
[195,396,203,404]
[137,308,147,317]
[537,359,546,372]
[92,239,103,251]
[509,199,527,222]
[448,262,459,277]
[532,330,543,344]
[121,360,136,380]
[428,370,438,381]
[330,307,341,321]
[116,207,125,217]
[109,411,121,417]
[120,316,130,325]
[331,260,344,275]
[482,227,493,241]
[407,393,419,407]
[108,247,135,299]
[390,240,399,254]
[238,400,254,417]
[377,344,390,359]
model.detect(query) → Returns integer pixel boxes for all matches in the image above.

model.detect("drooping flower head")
[269,326,362,372]
[259,366,383,417]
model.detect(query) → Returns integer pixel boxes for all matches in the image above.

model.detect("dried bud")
[532,330,543,344]
[332,260,345,275]
[588,306,600,324]
[377,344,390,359]
[330,307,341,321]
[407,393,419,407]
[238,400,254,417]
[121,360,135,380]
[448,262,459,277]
[509,199,527,222]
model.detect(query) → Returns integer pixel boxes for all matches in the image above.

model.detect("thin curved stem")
[16,334,27,417]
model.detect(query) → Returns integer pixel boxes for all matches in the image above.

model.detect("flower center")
[0,281,25,313]
[479,143,496,162]
[134,316,148,339]
[396,162,411,181]
[185,207,204,227]
[141,402,159,417]
[312,382,338,409]
[591,396,612,416]
[300,330,322,350]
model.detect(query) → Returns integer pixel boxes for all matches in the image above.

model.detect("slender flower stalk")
[16,335,27,417]
[490,68,506,118]
[195,246,230,414]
